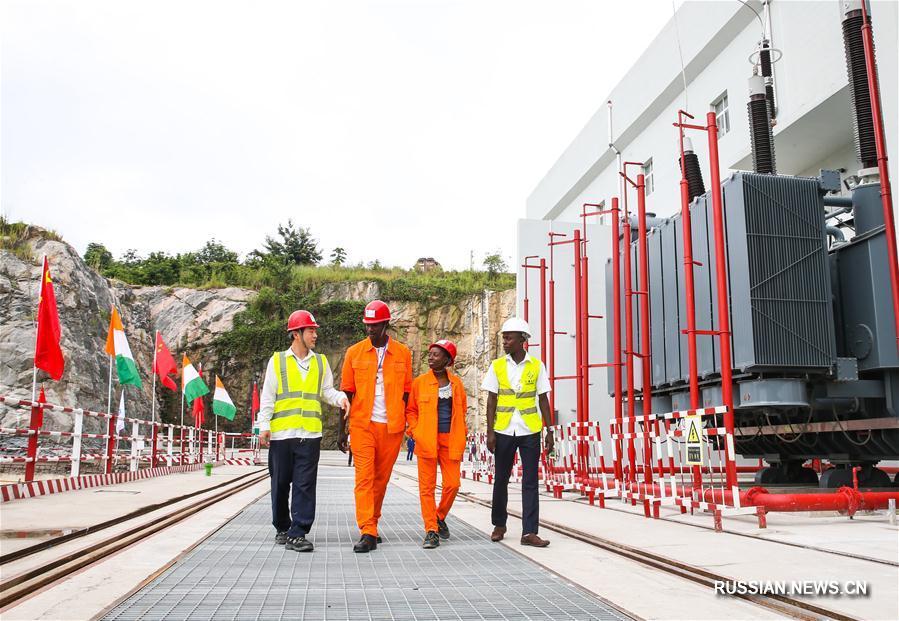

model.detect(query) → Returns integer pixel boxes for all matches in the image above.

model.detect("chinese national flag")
[153,332,178,391]
[34,257,64,380]
[251,381,260,415]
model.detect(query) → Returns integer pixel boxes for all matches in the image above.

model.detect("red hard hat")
[287,310,319,332]
[429,339,457,364]
[362,300,391,324]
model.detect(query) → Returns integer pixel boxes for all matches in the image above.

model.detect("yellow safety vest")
[492,356,542,433]
[271,351,326,433]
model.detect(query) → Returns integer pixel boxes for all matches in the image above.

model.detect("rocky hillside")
[0,227,514,448]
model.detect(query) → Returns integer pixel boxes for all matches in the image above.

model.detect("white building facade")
[518,0,898,430]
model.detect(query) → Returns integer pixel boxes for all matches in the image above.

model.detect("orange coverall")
[406,369,467,533]
[341,337,412,537]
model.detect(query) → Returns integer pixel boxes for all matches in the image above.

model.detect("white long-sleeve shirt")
[257,348,347,441]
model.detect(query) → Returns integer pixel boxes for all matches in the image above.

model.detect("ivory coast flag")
[213,375,237,421]
[105,306,142,387]
[182,354,209,403]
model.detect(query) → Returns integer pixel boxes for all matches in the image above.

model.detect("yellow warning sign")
[685,414,704,466]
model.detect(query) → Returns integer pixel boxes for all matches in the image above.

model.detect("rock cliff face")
[0,228,514,447]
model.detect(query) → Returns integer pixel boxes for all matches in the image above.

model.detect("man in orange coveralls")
[338,300,412,553]
[406,339,467,549]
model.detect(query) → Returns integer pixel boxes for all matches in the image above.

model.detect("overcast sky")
[2,0,677,271]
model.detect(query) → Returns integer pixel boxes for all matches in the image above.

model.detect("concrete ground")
[1,452,896,620]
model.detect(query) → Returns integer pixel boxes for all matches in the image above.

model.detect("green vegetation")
[0,217,62,260]
[81,221,514,305]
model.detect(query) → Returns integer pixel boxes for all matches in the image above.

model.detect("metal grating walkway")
[103,467,632,621]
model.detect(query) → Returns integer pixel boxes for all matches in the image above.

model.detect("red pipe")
[24,400,42,482]
[582,478,899,516]
[860,1,899,352]
[106,414,115,474]
[705,111,738,492]
[548,233,557,422]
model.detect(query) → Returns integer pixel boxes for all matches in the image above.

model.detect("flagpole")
[151,331,158,424]
[31,255,49,404]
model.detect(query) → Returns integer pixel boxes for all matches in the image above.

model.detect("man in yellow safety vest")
[258,310,349,552]
[482,317,554,547]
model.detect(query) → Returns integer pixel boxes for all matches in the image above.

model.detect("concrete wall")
[528,0,898,225]
[516,219,613,429]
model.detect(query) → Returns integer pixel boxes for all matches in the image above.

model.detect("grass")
[0,217,63,261]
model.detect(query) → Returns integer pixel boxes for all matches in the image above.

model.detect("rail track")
[0,468,269,609]
[393,470,863,621]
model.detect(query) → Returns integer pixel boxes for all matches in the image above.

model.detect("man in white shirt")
[481,317,553,547]
[258,310,349,552]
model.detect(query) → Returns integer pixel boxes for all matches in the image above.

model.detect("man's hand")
[337,425,349,454]
[543,430,554,454]
[259,430,271,448]
[486,431,496,454]
[339,396,350,420]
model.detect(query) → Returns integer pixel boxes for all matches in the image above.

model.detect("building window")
[643,158,654,196]
[712,92,729,137]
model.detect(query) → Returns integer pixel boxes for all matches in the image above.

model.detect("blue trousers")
[269,437,321,537]
[491,432,540,534]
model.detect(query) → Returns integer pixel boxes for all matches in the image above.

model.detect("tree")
[196,239,238,265]
[252,220,322,266]
[330,247,347,266]
[84,243,113,271]
[483,250,508,278]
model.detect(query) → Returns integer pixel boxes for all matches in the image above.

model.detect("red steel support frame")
[521,256,548,366]
[861,1,899,352]
[674,110,704,491]
[622,163,655,516]
[619,181,637,487]
[669,112,738,492]
[610,198,624,481]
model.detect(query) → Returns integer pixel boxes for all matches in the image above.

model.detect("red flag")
[153,332,178,391]
[34,257,64,380]
[192,363,205,427]
[251,381,260,415]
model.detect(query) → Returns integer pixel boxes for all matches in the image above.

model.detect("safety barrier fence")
[0,395,260,486]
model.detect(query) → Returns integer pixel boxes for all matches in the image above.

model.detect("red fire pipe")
[860,1,899,352]
[705,111,738,492]
[573,229,586,481]
[675,110,704,491]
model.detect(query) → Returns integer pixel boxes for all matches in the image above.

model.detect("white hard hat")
[501,317,531,338]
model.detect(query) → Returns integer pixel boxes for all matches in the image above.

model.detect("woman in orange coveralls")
[406,339,467,549]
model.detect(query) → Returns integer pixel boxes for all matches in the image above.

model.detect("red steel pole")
[539,258,548,366]
[151,423,159,467]
[573,229,587,482]
[24,399,43,482]
[622,188,637,485]
[611,198,624,482]
[860,2,899,352]
[677,115,704,490]
[706,111,738,491]
[106,413,115,474]
[635,173,657,490]
[548,233,557,423]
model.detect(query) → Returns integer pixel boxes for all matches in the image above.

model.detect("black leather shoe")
[376,535,383,544]
[353,534,377,553]
[286,536,314,552]
[436,519,450,540]
[275,531,288,545]
[422,531,440,549]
